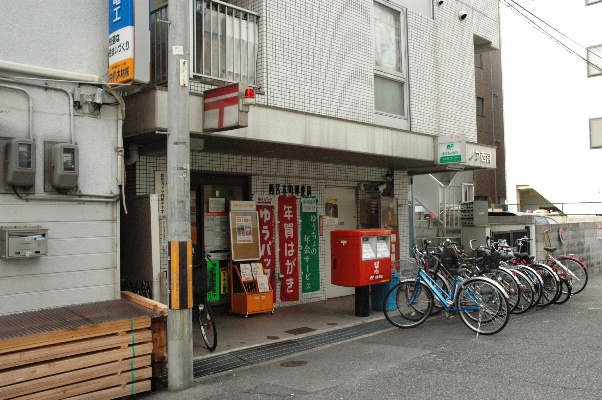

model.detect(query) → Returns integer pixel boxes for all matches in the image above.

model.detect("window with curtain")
[373,1,409,130]
[194,0,258,86]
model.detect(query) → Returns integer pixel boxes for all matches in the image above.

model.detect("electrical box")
[331,229,392,287]
[50,143,79,190]
[0,227,48,258]
[5,139,36,188]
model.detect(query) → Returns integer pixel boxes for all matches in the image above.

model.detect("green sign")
[439,155,462,163]
[300,197,320,293]
[437,136,465,164]
[206,259,220,302]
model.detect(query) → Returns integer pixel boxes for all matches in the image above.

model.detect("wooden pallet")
[0,316,154,400]
[121,291,168,376]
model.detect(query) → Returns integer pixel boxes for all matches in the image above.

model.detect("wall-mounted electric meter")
[50,143,79,190]
[5,138,36,188]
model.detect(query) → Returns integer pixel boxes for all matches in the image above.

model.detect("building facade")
[0,0,502,315]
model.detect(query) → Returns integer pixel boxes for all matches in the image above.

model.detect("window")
[373,1,409,130]
[475,53,483,69]
[586,44,602,78]
[193,0,259,86]
[590,117,602,149]
[476,97,485,117]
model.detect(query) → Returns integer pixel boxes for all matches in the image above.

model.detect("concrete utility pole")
[166,0,193,391]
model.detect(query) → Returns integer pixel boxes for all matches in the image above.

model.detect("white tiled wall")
[199,0,500,143]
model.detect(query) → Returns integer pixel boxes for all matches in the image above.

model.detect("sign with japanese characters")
[300,197,319,295]
[278,196,299,301]
[154,171,167,217]
[108,0,149,84]
[436,134,466,164]
[203,83,249,131]
[257,204,276,300]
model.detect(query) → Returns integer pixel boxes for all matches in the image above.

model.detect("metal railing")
[193,0,259,86]
[150,1,259,87]
[499,202,602,216]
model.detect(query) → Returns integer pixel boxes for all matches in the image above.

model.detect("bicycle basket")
[479,252,500,270]
[439,248,458,268]
[398,257,419,278]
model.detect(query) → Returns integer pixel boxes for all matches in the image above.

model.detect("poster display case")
[228,201,274,317]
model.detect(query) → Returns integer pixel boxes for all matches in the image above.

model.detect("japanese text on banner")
[300,197,320,294]
[257,204,276,298]
[278,196,299,301]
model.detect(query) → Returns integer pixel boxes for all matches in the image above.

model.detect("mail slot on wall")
[331,229,392,287]
[0,227,48,258]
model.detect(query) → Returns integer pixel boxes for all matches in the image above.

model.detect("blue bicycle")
[383,246,510,335]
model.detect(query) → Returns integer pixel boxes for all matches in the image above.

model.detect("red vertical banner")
[278,195,299,302]
[257,204,276,300]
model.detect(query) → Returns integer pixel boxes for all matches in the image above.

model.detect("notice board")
[229,211,261,261]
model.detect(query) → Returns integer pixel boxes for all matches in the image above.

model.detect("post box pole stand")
[355,286,370,317]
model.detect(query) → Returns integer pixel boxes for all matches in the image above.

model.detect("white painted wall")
[0,1,121,315]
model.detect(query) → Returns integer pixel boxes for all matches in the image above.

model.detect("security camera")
[459,10,468,20]
[377,183,387,193]
[437,0,444,5]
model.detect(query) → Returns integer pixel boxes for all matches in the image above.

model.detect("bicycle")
[543,246,587,297]
[197,253,217,351]
[508,237,566,307]
[384,246,510,335]
[436,238,523,314]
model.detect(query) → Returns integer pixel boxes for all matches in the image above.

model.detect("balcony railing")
[150,0,259,87]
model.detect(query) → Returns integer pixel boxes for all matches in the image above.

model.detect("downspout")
[489,51,498,203]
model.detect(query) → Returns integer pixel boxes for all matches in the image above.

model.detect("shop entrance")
[191,173,251,309]
[324,186,357,298]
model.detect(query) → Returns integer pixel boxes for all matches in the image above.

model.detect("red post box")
[331,229,392,287]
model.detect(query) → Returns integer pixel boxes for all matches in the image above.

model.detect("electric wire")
[500,0,602,73]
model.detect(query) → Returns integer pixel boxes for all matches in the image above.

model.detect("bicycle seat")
[544,247,557,253]
[514,252,533,261]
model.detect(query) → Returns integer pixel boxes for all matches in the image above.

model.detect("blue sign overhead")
[109,0,134,34]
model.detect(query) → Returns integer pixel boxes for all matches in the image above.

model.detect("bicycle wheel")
[482,267,520,313]
[198,301,217,351]
[511,269,535,314]
[518,266,543,309]
[554,278,572,305]
[557,257,588,295]
[457,277,510,335]
[533,264,560,307]
[383,279,434,329]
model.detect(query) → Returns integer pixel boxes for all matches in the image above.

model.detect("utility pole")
[167,0,193,391]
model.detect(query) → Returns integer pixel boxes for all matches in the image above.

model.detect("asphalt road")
[139,273,602,400]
